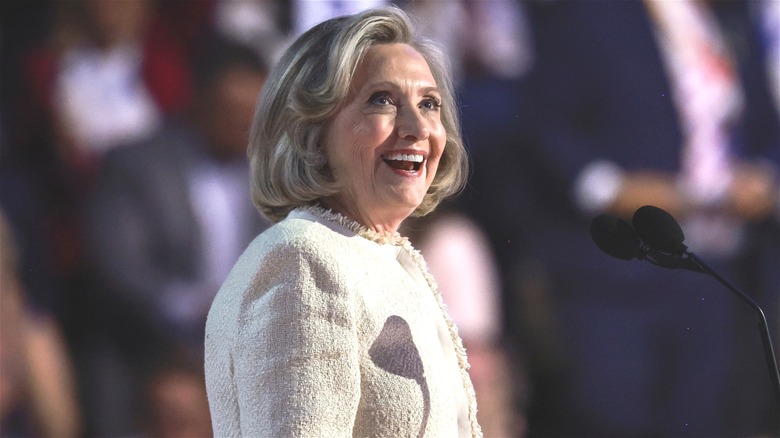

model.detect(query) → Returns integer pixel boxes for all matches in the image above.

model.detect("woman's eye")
[369,93,393,106]
[420,97,442,111]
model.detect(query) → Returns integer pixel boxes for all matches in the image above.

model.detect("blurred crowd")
[1,1,778,437]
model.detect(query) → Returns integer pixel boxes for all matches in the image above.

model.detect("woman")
[205,7,481,437]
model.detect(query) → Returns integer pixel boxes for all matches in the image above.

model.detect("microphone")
[632,205,686,254]
[589,213,702,271]
[590,206,780,422]
[589,214,642,260]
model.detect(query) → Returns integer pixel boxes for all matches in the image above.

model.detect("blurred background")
[1,0,778,437]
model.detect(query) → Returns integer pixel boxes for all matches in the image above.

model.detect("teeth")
[384,153,424,163]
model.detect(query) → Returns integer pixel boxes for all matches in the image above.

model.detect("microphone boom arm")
[687,251,780,410]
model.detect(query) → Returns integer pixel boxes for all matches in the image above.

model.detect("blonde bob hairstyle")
[248,6,468,223]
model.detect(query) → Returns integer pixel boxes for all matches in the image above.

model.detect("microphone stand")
[593,207,780,432]
[687,251,780,431]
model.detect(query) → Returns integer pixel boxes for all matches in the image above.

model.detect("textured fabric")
[205,207,481,437]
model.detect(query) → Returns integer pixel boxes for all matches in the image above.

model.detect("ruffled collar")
[298,204,410,247]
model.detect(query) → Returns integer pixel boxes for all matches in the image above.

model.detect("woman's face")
[322,43,446,233]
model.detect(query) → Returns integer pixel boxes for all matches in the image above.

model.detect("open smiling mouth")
[382,152,424,173]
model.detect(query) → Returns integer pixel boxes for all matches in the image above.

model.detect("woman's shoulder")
[252,211,355,254]
[224,210,366,289]
[207,214,351,330]
[253,206,393,256]
[214,209,390,312]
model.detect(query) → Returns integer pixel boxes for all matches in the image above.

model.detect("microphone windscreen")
[632,205,685,254]
[590,214,642,260]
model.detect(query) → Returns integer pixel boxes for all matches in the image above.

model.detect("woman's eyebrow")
[364,81,440,94]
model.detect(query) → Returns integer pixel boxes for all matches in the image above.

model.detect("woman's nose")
[397,107,430,141]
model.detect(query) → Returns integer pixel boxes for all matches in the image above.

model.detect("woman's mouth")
[381,152,424,173]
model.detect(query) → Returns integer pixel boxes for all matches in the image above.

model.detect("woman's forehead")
[352,43,437,90]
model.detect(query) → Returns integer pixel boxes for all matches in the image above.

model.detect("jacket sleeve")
[231,241,361,437]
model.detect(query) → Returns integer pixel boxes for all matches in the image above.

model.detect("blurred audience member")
[78,35,271,436]
[0,212,82,437]
[22,0,194,178]
[465,1,778,436]
[3,0,206,347]
[211,0,290,65]
[141,356,212,438]
[757,0,780,110]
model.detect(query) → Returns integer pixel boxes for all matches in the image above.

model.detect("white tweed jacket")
[204,206,481,437]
